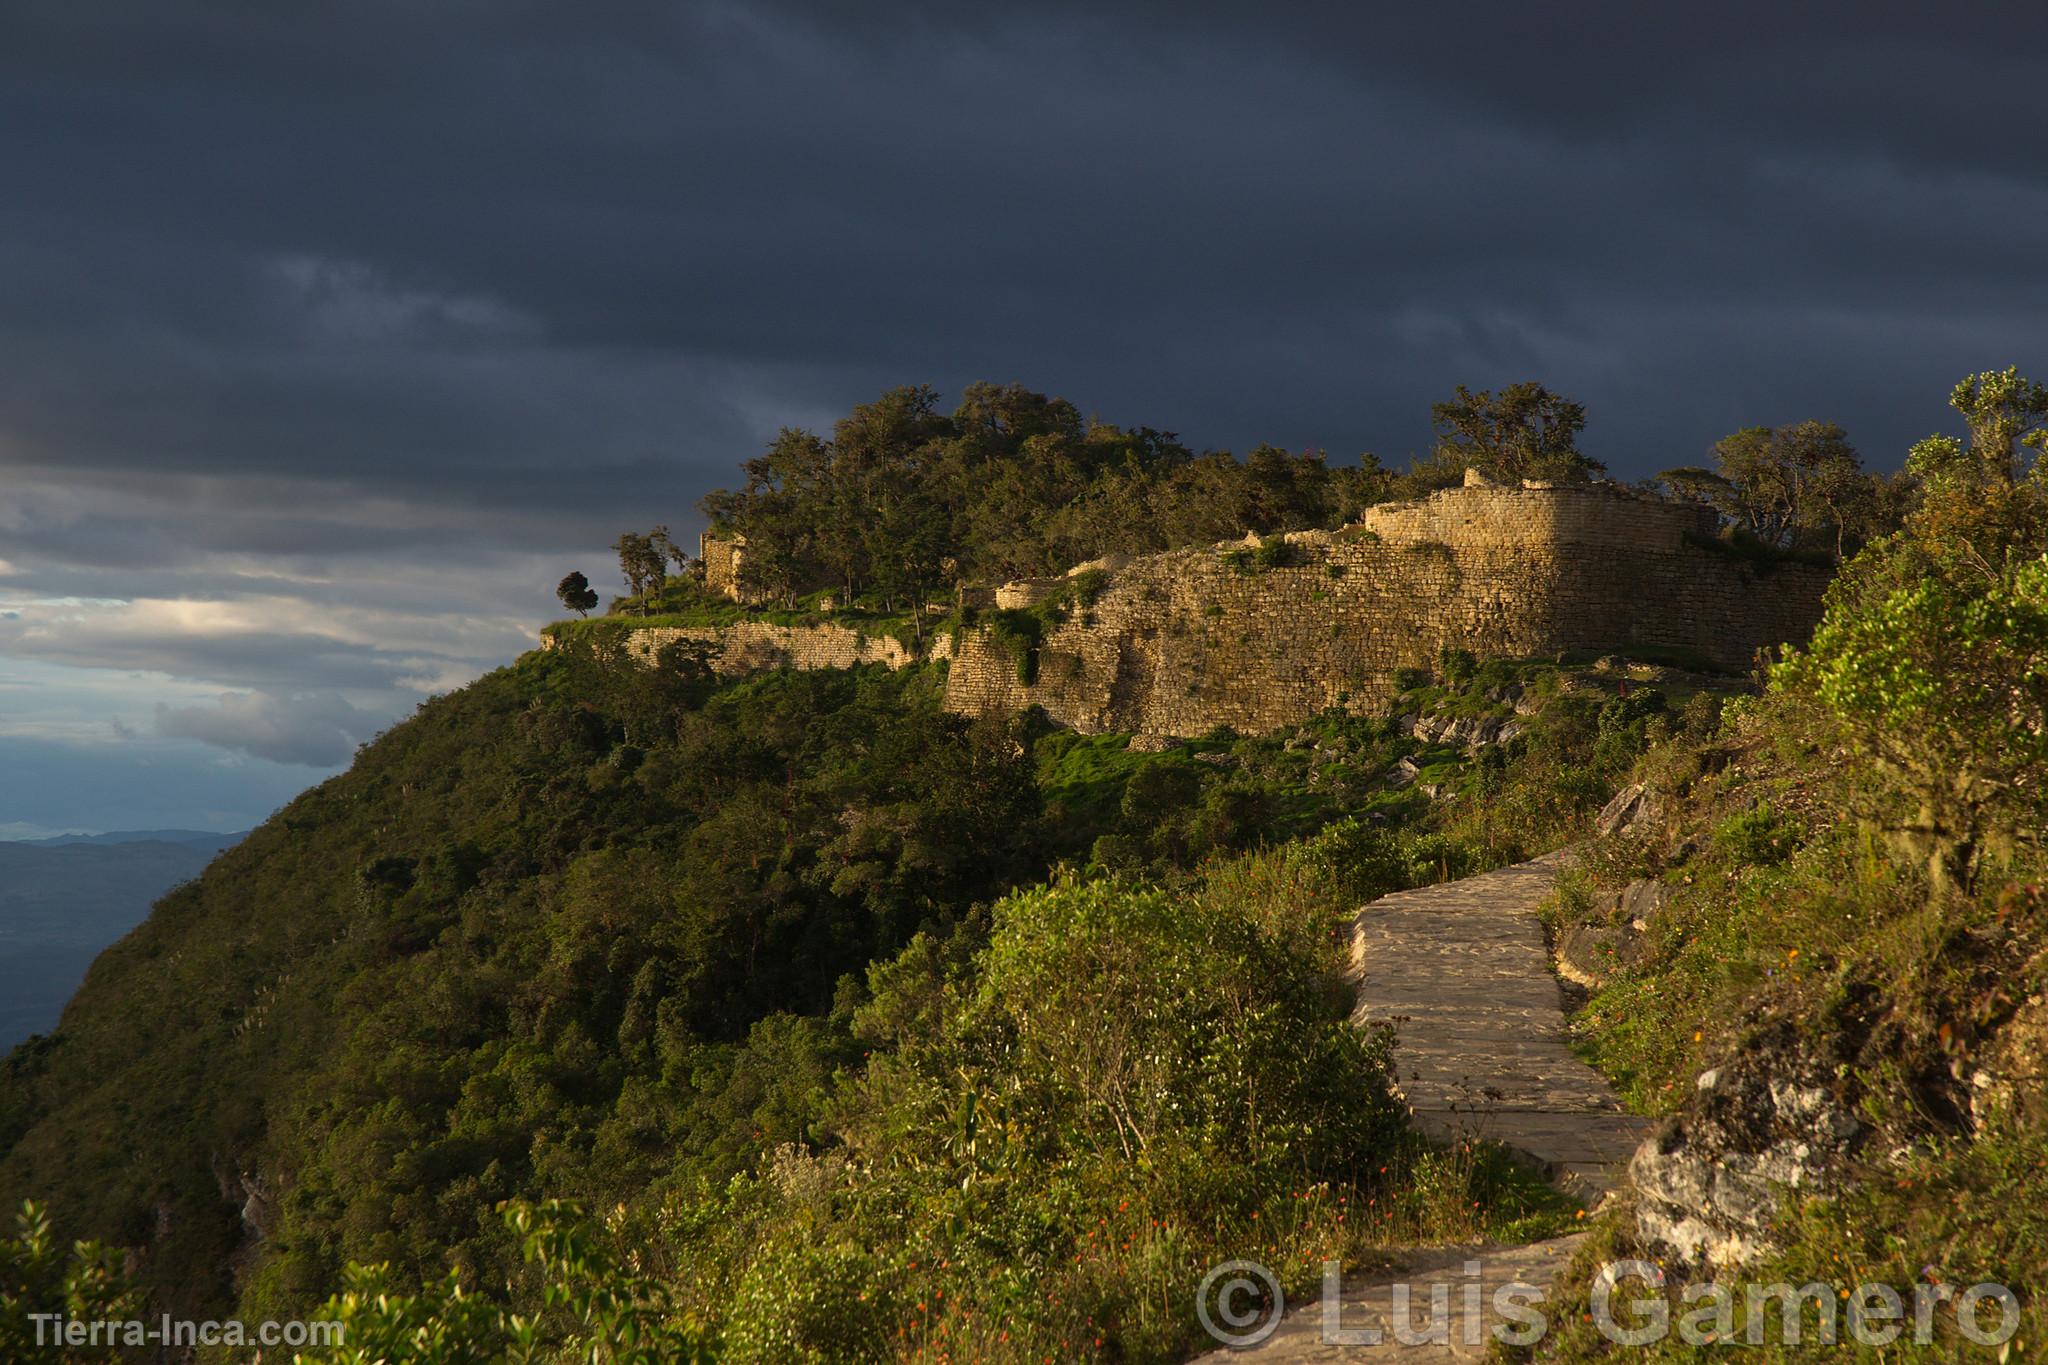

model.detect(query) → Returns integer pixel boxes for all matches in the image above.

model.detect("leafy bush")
[985,607,1047,684]
[1593,687,1667,769]
[0,1201,144,1365]
[1252,534,1296,569]
[1392,665,1430,691]
[1775,550,2048,890]
[949,876,1399,1174]
[294,1202,712,1365]
[1677,689,1723,738]
[1713,802,1800,866]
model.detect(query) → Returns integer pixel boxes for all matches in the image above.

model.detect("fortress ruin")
[561,478,1833,743]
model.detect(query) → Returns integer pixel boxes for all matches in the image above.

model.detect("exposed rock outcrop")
[1595,782,1662,838]
[1401,711,1512,749]
[1554,877,1666,990]
[1629,1026,1863,1267]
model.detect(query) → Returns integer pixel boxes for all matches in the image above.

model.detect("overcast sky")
[2,2,2042,832]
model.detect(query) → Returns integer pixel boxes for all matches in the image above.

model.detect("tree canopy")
[1656,418,1901,561]
[696,382,1389,606]
[1424,382,1603,485]
[554,571,598,617]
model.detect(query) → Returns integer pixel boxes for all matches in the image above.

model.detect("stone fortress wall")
[541,619,946,676]
[585,478,1832,741]
[941,477,1830,740]
[698,530,754,604]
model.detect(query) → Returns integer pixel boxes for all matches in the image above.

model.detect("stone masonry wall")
[558,483,1831,743]
[699,531,749,602]
[542,620,949,677]
[940,482,1830,741]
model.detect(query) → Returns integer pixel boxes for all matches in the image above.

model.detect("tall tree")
[1908,366,2048,491]
[1649,464,1736,508]
[1702,420,1883,559]
[1428,382,1601,484]
[1904,367,2048,572]
[611,532,669,610]
[648,524,690,576]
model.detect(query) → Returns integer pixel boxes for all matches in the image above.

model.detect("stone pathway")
[1192,1236,1587,1363]
[1192,853,1649,1361]
[1350,852,1650,1198]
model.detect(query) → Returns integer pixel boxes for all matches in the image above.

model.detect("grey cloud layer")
[156,689,379,767]
[6,2,2041,484]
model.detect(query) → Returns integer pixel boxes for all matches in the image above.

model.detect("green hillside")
[6,371,2039,1362]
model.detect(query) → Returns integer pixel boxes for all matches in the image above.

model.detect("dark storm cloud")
[0,1,2043,774]
[3,0,2041,497]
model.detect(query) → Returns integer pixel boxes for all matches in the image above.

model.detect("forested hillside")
[6,372,2029,1362]
[0,608,1661,1360]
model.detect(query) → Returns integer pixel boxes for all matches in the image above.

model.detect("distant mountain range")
[25,828,246,852]
[0,830,245,1048]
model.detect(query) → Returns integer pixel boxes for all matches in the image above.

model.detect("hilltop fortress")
[553,476,1833,743]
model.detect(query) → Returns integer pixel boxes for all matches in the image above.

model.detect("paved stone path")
[1192,1236,1587,1363]
[1349,852,1650,1198]
[1192,853,1649,1361]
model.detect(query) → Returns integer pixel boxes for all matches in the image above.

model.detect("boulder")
[1596,782,1661,838]
[1630,1029,1862,1267]
[1555,918,1645,990]
[1619,877,1669,928]
[1472,714,1506,746]
[1553,878,1665,988]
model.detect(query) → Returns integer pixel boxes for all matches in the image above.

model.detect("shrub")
[0,1202,144,1365]
[722,1239,897,1365]
[295,1202,713,1365]
[1118,759,1201,828]
[1775,550,2048,890]
[1253,534,1295,569]
[1086,832,1145,873]
[1713,801,1801,866]
[1065,567,1110,606]
[955,876,1402,1177]
[1593,687,1668,768]
[1437,647,1477,686]
[1677,689,1723,738]
[985,608,1046,685]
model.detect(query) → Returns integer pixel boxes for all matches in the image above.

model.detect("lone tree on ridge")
[555,571,599,617]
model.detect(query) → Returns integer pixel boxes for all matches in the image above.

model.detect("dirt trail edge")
[1193,852,1651,1362]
